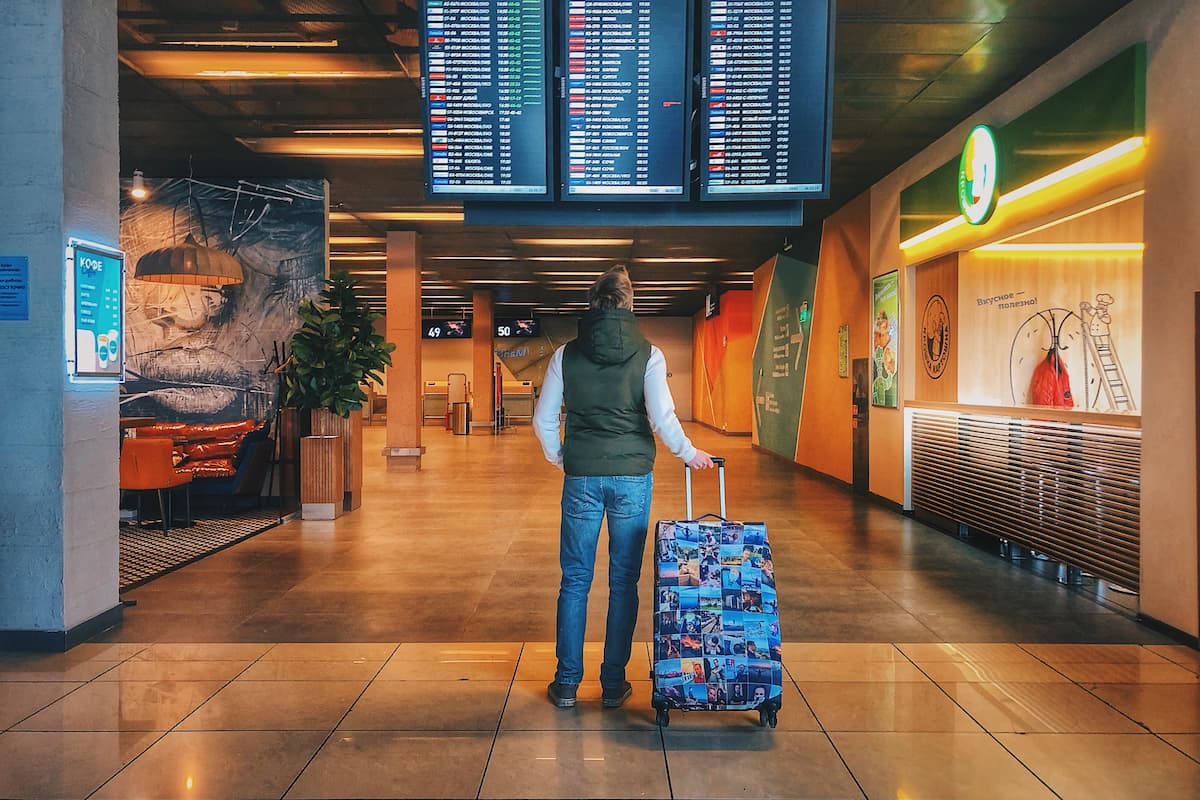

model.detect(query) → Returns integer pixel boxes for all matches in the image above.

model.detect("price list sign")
[421,0,551,198]
[701,0,833,200]
[562,0,692,199]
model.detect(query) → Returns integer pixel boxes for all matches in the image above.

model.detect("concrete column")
[472,289,495,432]
[383,231,424,471]
[0,0,121,649]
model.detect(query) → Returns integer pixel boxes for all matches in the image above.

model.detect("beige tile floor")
[1,641,1199,799]
[6,428,1198,797]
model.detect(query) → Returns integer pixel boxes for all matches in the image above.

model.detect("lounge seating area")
[133,419,274,505]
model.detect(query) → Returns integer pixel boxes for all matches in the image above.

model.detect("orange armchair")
[119,437,192,534]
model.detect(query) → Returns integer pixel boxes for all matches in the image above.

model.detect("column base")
[387,455,422,472]
[470,425,495,436]
[301,502,342,520]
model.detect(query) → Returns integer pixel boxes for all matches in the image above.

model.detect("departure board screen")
[562,0,692,200]
[420,0,552,199]
[700,0,833,200]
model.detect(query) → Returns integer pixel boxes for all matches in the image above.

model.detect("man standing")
[534,265,714,709]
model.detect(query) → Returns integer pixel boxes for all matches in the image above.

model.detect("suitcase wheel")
[656,708,670,728]
[759,708,778,728]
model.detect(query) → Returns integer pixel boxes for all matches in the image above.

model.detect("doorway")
[852,357,870,493]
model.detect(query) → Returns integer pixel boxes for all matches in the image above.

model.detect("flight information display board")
[562,0,692,200]
[700,0,833,200]
[420,0,552,199]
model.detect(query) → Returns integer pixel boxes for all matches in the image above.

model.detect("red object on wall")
[1030,349,1075,408]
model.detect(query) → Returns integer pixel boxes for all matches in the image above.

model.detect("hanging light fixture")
[134,233,244,286]
[134,174,244,286]
[130,170,149,200]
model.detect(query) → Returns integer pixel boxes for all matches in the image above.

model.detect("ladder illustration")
[1080,294,1135,412]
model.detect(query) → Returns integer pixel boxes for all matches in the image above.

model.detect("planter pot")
[311,408,364,512]
[300,435,343,519]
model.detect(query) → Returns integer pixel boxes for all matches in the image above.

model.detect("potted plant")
[283,271,395,514]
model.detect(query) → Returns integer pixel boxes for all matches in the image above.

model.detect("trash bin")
[452,402,470,435]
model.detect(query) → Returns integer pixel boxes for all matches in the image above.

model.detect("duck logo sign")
[958,125,999,225]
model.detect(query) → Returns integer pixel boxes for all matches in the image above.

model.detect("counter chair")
[119,437,192,534]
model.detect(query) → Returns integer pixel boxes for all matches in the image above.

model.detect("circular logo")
[921,294,951,380]
[958,125,999,225]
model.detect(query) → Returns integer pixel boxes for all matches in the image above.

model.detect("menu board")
[700,0,833,200]
[562,0,692,200]
[70,240,125,380]
[421,0,552,198]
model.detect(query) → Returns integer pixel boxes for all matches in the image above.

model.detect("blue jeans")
[555,473,654,687]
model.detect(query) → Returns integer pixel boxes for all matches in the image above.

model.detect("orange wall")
[692,291,753,433]
[795,194,872,483]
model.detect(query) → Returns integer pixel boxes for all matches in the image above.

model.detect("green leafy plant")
[282,271,396,417]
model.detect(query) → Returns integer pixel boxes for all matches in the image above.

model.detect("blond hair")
[588,264,633,310]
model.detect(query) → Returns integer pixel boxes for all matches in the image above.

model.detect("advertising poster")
[71,241,125,379]
[871,271,899,408]
[751,254,819,460]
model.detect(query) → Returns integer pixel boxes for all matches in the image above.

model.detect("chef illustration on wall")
[119,178,326,423]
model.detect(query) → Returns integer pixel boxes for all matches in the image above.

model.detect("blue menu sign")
[0,256,29,321]
[69,240,125,380]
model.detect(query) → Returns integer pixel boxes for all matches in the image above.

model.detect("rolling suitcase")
[650,457,783,728]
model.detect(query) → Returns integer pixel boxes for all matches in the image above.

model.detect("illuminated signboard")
[68,239,125,381]
[423,319,473,339]
[700,0,834,200]
[562,0,693,200]
[495,318,540,337]
[420,0,553,199]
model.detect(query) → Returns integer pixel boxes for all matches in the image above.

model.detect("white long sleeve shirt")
[533,345,697,469]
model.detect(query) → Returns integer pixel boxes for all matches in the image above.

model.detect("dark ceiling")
[117,0,1132,316]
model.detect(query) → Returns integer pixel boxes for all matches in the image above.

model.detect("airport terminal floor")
[3,425,1200,799]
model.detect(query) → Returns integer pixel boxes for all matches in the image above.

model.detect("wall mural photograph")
[118,178,326,423]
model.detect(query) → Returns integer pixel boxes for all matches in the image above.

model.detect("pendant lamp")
[133,175,245,287]
[135,233,244,286]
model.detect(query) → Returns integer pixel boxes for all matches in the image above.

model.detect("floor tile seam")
[1014,643,1161,738]
[82,642,283,800]
[475,642,524,800]
[279,642,402,800]
[893,645,1067,800]
[0,679,96,735]
[780,658,869,797]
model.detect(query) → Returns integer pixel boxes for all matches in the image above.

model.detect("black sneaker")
[547,681,578,708]
[601,681,632,708]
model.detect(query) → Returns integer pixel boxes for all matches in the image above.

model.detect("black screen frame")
[558,0,696,203]
[419,0,555,201]
[698,0,835,202]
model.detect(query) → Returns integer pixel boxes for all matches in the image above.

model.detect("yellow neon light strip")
[900,136,1146,251]
[986,189,1145,246]
[974,242,1145,254]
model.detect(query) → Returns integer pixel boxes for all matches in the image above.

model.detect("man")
[534,265,715,709]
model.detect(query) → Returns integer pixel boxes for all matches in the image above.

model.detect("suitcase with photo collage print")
[650,457,783,728]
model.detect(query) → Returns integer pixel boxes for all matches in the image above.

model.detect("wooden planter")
[311,408,364,512]
[300,435,343,520]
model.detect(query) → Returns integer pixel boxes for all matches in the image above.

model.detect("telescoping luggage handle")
[685,456,726,521]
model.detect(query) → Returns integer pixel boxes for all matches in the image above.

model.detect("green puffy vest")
[561,308,656,476]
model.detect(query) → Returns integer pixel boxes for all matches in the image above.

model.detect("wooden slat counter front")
[906,401,1142,589]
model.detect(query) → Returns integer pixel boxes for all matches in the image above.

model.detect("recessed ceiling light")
[330,210,464,223]
[120,51,398,79]
[237,136,422,158]
[348,270,387,276]
[159,39,341,48]
[332,254,386,261]
[632,257,726,264]
[526,256,611,262]
[330,236,386,245]
[294,127,421,135]
[464,279,537,285]
[428,256,515,261]
[513,238,633,247]
[534,271,603,277]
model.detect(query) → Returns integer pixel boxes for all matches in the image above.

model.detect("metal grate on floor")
[119,508,281,591]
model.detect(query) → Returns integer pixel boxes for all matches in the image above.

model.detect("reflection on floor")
[119,507,280,590]
[7,424,1199,797]
[110,424,1169,644]
[0,641,1198,799]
